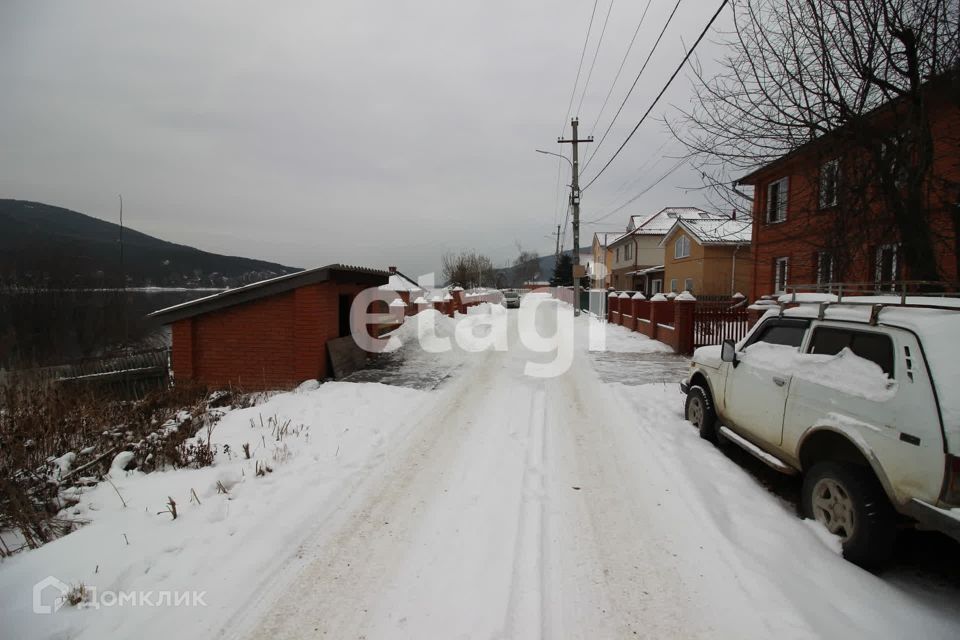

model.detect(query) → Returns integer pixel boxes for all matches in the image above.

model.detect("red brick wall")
[748,90,960,299]
[170,281,376,390]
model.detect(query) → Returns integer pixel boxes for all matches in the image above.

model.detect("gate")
[693,301,750,348]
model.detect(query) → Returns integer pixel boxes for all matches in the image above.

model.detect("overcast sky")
[1,0,734,277]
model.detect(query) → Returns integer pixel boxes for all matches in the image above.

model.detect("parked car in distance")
[501,289,521,309]
[681,295,960,570]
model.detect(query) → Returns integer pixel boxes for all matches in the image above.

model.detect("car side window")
[746,319,809,349]
[808,327,895,377]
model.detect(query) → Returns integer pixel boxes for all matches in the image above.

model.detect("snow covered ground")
[1,301,958,639]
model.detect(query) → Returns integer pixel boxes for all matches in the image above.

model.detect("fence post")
[675,292,697,355]
[618,292,630,327]
[630,292,645,332]
[608,291,618,322]
[649,294,667,343]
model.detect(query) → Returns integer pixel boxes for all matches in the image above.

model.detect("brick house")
[149,264,389,389]
[737,76,960,299]
[659,217,752,297]
[608,207,728,292]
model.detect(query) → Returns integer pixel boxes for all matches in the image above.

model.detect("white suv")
[681,296,960,569]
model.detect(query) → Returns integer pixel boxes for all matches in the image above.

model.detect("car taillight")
[945,455,960,507]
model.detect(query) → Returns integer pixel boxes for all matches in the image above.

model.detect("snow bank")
[0,382,429,640]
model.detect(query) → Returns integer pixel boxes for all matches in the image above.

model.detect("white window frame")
[651,279,663,294]
[670,278,678,293]
[819,159,839,209]
[774,257,789,294]
[816,251,835,289]
[875,244,899,291]
[684,277,694,293]
[674,235,691,259]
[766,177,789,223]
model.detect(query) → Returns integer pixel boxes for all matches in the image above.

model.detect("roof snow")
[635,207,724,235]
[660,217,752,246]
[380,272,422,292]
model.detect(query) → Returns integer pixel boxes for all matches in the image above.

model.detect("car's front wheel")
[802,461,896,571]
[685,385,718,443]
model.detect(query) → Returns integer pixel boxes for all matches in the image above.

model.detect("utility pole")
[558,118,592,315]
[554,224,561,260]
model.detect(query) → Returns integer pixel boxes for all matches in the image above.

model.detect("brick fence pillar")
[608,292,618,322]
[674,295,697,355]
[650,297,667,343]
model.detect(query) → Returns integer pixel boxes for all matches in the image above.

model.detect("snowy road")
[222,304,960,639]
[3,302,956,639]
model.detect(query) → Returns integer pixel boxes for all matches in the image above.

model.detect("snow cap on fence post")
[675,290,696,302]
[631,292,646,300]
[649,293,668,302]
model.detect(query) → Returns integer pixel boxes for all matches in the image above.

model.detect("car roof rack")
[779,281,960,325]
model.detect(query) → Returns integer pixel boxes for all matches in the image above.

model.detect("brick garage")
[150,264,389,390]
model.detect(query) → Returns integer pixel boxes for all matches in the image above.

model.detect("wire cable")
[582,0,730,192]
[576,0,616,117]
[586,0,654,137]
[561,0,600,134]
[581,0,684,175]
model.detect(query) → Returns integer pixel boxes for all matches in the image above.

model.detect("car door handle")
[772,376,786,387]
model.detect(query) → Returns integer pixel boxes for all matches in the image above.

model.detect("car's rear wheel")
[685,385,718,443]
[802,461,896,571]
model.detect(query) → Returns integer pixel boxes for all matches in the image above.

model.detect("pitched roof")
[659,218,752,247]
[148,263,389,324]
[635,207,723,235]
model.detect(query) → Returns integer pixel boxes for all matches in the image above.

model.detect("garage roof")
[148,263,389,324]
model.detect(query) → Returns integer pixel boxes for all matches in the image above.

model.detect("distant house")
[608,207,729,291]
[736,74,960,299]
[659,217,752,297]
[148,264,389,389]
[591,232,618,288]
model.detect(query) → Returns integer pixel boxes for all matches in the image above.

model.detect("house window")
[651,279,663,294]
[774,257,789,294]
[624,243,632,260]
[766,177,789,223]
[674,235,691,259]
[819,159,839,208]
[670,278,678,293]
[616,247,620,262]
[816,251,834,290]
[875,244,899,291]
[684,278,694,293]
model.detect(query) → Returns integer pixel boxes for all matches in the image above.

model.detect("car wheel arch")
[797,426,899,505]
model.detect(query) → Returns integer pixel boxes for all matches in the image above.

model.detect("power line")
[586,155,691,224]
[552,0,599,235]
[581,0,684,175]
[582,0,730,192]
[561,0,600,134]
[576,0,616,117]
[586,0,654,137]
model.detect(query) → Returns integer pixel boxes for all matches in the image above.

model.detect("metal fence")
[693,301,750,348]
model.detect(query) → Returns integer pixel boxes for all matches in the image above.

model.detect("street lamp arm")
[535,149,573,169]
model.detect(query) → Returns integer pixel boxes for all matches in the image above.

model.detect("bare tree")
[440,251,497,289]
[673,0,960,284]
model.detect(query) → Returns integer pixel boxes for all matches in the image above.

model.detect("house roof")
[148,263,389,324]
[658,218,752,248]
[735,71,959,186]
[635,207,722,235]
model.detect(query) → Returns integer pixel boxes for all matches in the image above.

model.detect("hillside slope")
[0,199,299,287]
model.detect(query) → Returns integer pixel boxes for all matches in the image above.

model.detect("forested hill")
[0,199,299,288]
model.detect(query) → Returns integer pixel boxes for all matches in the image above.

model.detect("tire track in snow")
[500,386,546,638]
